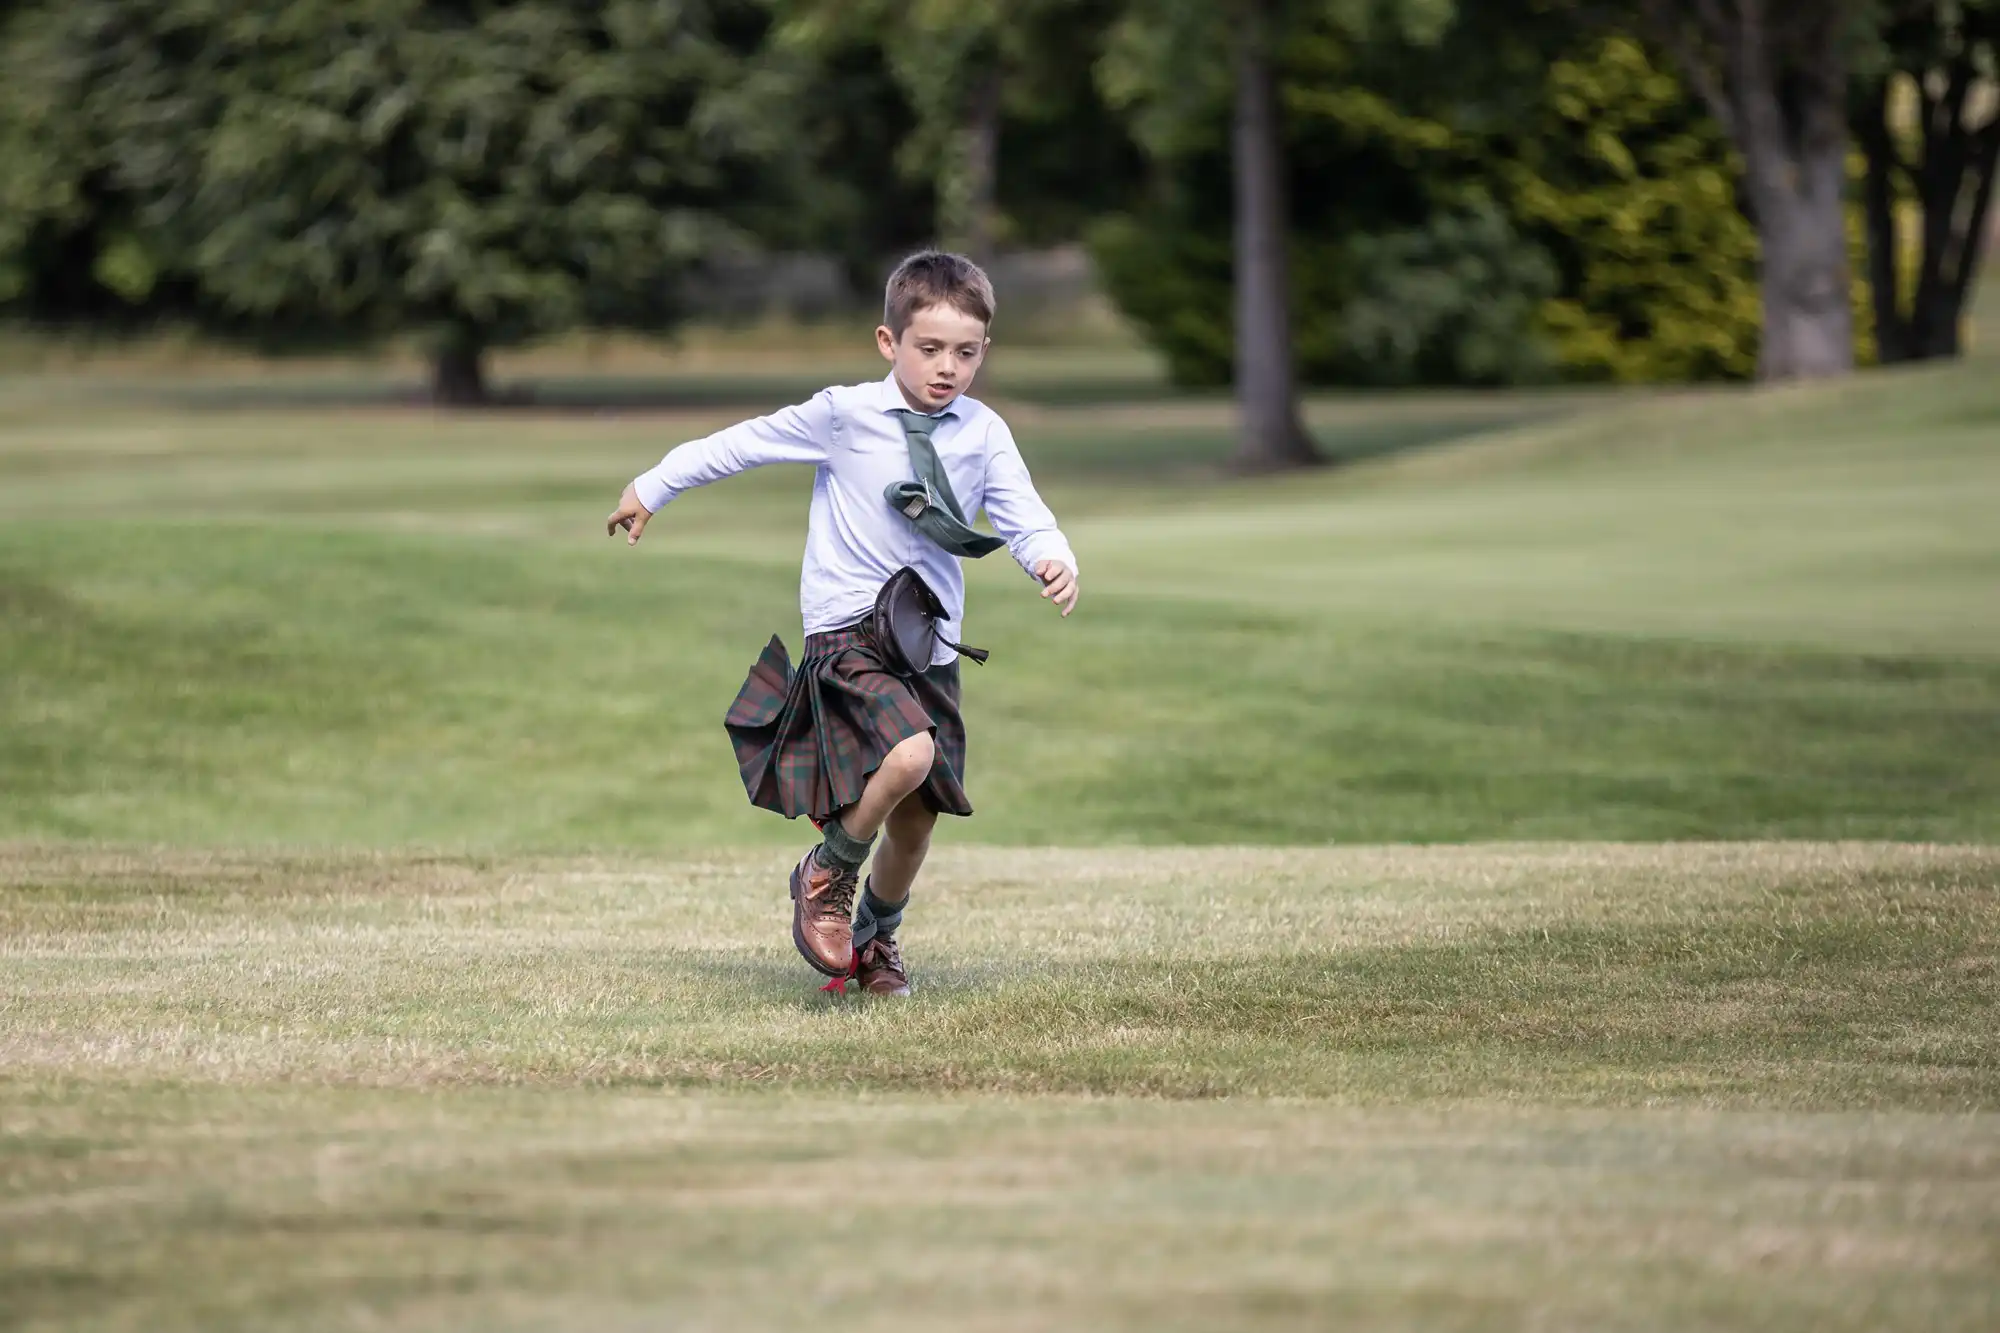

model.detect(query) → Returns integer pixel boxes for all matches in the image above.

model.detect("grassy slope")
[3,843,1996,1332]
[3,347,1998,1330]
[1,358,1995,847]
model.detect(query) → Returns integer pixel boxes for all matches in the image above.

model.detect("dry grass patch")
[3,1083,1996,1333]
[3,843,1997,1331]
[2,843,1992,1104]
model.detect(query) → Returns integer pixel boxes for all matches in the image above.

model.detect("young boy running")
[605,252,1080,996]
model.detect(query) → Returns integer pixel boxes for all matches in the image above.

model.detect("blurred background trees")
[1626,0,1861,380]
[1856,0,2000,364]
[0,0,800,401]
[0,0,1993,430]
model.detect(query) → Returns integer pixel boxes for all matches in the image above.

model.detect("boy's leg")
[868,791,937,906]
[853,792,935,996]
[792,731,935,977]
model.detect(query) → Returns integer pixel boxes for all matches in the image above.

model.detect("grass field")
[1,353,1995,846]
[5,842,1997,1330]
[2,326,1998,1329]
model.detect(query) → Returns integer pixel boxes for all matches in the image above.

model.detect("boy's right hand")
[605,483,654,546]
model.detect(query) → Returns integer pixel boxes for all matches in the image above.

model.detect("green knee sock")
[818,818,875,874]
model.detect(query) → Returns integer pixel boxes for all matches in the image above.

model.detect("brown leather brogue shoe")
[790,846,857,978]
[855,935,911,997]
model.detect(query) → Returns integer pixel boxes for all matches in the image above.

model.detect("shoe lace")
[861,934,903,975]
[822,863,859,919]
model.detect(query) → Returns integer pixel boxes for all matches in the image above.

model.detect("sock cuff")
[853,881,906,949]
[819,819,875,873]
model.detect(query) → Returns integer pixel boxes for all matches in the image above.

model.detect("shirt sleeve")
[980,418,1079,578]
[631,391,835,513]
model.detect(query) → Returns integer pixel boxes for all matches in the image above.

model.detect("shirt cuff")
[632,470,675,515]
[1019,542,1078,579]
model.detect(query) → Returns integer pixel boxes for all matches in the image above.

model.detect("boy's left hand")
[1034,561,1079,617]
[605,483,654,546]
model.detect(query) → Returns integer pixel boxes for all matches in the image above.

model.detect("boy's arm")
[608,393,834,545]
[982,421,1081,616]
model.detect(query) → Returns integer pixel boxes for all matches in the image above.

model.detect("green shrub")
[1092,23,1772,387]
[1499,35,1760,382]
[1088,212,1234,387]
[1092,194,1557,389]
[1315,201,1557,386]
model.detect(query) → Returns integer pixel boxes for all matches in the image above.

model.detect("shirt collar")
[876,373,957,420]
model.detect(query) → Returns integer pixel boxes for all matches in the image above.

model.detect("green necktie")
[886,410,1005,559]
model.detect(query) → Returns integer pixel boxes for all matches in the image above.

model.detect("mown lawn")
[2,348,1996,1330]
[1,355,1994,846]
[3,843,1996,1332]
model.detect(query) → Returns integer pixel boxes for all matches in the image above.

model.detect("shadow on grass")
[571,857,1998,1106]
[726,951,1044,1013]
[714,919,1992,1105]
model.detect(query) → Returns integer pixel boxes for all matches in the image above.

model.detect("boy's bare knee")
[879,731,935,795]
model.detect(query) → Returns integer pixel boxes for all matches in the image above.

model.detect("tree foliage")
[1504,34,1761,381]
[1091,0,1459,467]
[1,0,796,399]
[772,0,1140,266]
[0,0,1982,401]
[1093,3,1764,386]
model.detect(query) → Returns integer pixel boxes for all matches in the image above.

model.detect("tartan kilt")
[725,624,971,822]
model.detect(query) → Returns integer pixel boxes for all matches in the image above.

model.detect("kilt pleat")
[725,626,971,822]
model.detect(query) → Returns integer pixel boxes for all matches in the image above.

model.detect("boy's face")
[877,303,989,412]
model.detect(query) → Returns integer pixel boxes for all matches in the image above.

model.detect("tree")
[1229,0,1321,469]
[776,0,994,261]
[1106,0,1761,394]
[1631,0,1862,380]
[1101,2,1453,469]
[1853,0,2000,363]
[773,0,1134,265]
[1491,29,1762,381]
[0,0,203,328]
[2,0,796,402]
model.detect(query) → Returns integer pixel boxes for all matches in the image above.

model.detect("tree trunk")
[1856,75,1911,363]
[959,70,1002,266]
[1908,61,1973,360]
[1951,122,2000,335]
[1644,0,1854,380]
[1910,88,2000,360]
[1850,49,2000,367]
[1753,185,1853,380]
[1229,0,1318,471]
[431,325,488,406]
[1734,34,1853,381]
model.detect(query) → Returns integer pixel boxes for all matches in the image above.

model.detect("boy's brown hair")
[883,250,995,338]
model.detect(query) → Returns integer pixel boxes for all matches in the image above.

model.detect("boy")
[606,252,1079,996]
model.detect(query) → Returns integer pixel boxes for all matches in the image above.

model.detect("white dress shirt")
[633,374,1077,666]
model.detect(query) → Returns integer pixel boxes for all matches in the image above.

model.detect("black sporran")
[869,566,989,676]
